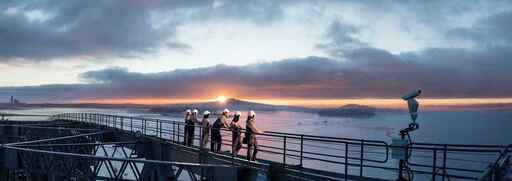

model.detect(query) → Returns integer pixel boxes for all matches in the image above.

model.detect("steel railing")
[50,112,511,181]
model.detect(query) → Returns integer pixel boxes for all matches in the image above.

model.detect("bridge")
[0,112,510,181]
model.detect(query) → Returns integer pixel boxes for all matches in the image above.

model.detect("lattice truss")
[2,124,219,181]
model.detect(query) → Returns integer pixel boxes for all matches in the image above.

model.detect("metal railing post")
[159,121,162,138]
[345,143,348,181]
[199,125,203,149]
[173,122,176,142]
[300,135,304,166]
[442,145,447,181]
[360,140,364,177]
[143,120,146,134]
[433,149,437,181]
[156,120,159,137]
[130,118,133,132]
[283,136,287,166]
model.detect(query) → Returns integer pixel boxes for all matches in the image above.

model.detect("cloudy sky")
[1,0,512,107]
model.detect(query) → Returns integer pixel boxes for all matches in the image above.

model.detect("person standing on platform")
[230,111,243,156]
[200,110,211,149]
[244,111,263,161]
[211,109,230,152]
[183,109,192,146]
[187,109,200,146]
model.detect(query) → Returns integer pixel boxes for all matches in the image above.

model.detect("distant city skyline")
[1,1,512,106]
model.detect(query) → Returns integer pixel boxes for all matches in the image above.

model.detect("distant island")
[149,98,378,118]
[0,96,395,118]
[317,104,376,118]
[149,98,314,114]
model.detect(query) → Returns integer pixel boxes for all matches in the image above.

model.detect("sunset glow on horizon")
[75,97,512,109]
[215,95,228,103]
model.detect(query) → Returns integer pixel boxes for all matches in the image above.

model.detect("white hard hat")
[223,108,230,113]
[192,109,198,114]
[203,110,210,115]
[249,111,256,117]
[186,109,191,114]
[235,111,241,116]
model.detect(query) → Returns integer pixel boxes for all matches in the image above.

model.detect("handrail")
[50,112,509,181]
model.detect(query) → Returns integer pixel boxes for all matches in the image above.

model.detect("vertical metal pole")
[442,145,447,181]
[156,120,159,136]
[177,124,180,143]
[283,136,287,166]
[154,120,158,136]
[199,124,202,149]
[121,118,124,130]
[300,135,304,166]
[130,118,133,132]
[345,143,348,181]
[360,140,364,177]
[143,120,148,134]
[433,149,437,181]
[159,121,162,138]
[173,122,176,142]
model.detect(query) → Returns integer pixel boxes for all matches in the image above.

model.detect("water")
[3,108,510,145]
[1,107,511,180]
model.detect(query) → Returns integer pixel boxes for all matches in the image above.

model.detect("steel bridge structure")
[0,112,510,181]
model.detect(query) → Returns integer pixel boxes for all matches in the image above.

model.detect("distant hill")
[149,98,315,114]
[317,104,377,118]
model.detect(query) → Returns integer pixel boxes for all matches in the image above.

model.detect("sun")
[215,95,228,103]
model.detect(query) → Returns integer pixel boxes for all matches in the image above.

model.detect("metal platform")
[0,113,510,181]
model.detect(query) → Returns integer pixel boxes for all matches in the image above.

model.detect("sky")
[1,0,512,107]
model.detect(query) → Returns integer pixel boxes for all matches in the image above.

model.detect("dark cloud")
[0,0,291,62]
[316,20,367,57]
[449,10,512,47]
[3,44,512,102]
[0,1,174,60]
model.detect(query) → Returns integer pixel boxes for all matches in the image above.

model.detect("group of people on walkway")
[183,108,263,161]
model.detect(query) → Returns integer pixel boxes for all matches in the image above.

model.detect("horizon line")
[56,97,512,109]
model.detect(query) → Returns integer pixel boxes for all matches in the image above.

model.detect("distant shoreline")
[1,101,511,112]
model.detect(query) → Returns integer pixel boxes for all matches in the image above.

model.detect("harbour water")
[2,107,510,145]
